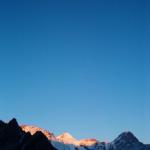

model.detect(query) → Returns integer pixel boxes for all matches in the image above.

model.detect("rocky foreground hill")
[0,118,149,150]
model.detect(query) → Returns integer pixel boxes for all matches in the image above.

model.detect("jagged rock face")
[0,118,56,150]
[0,118,22,150]
[21,125,56,141]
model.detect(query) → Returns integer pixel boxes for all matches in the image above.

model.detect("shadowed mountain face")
[0,119,56,150]
[0,118,149,150]
[110,132,146,150]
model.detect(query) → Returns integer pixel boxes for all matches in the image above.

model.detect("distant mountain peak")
[57,132,77,140]
[79,138,99,146]
[0,118,149,150]
[57,133,100,146]
[116,131,139,143]
[21,125,56,140]
[111,131,145,150]
[57,132,78,145]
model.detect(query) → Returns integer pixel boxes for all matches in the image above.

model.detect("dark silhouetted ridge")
[0,118,56,150]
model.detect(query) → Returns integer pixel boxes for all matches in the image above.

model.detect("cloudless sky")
[0,0,149,143]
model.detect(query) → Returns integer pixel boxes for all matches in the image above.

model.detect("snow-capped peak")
[57,132,79,145]
[21,125,57,141]
[57,132,77,140]
[20,124,147,150]
[79,138,99,146]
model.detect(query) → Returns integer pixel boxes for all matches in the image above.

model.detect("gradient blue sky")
[0,0,149,143]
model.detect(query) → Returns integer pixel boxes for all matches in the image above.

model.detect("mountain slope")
[57,132,78,145]
[21,125,56,141]
[0,118,149,150]
[0,118,56,150]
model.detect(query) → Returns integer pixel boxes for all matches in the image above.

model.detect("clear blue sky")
[0,0,149,143]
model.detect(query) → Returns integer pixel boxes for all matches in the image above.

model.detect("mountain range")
[0,118,149,150]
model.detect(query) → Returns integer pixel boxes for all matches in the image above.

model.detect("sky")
[0,0,149,143]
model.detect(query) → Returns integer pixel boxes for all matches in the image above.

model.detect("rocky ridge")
[0,118,149,150]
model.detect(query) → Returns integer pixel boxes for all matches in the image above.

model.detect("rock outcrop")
[0,118,56,150]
